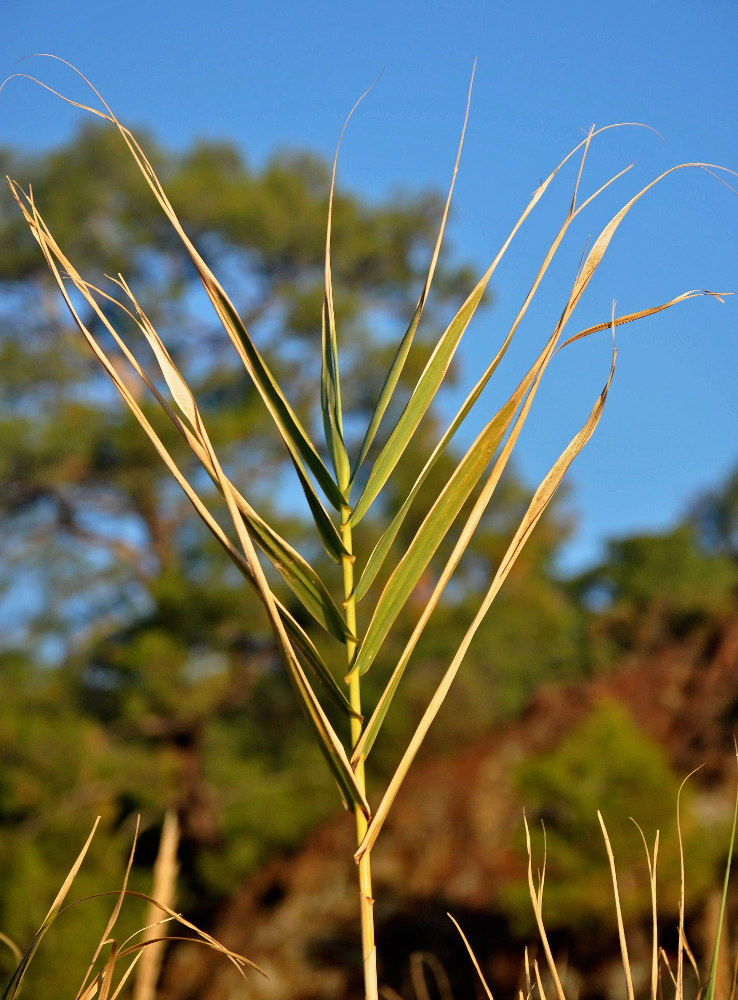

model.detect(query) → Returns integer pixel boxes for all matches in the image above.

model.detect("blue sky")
[2,0,736,572]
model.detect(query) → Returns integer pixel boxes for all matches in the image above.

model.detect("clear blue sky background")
[1,0,736,572]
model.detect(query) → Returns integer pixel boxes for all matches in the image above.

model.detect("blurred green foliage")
[572,520,738,661]
[508,700,721,932]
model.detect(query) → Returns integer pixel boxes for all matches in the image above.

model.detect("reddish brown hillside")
[161,615,738,1000]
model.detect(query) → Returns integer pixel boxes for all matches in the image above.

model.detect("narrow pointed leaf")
[598,812,635,1000]
[353,337,511,601]
[351,390,522,677]
[352,340,550,759]
[350,65,475,484]
[353,334,557,760]
[346,121,634,529]
[349,277,490,527]
[353,132,718,590]
[186,411,370,816]
[321,107,355,492]
[243,504,352,642]
[114,275,198,429]
[2,819,100,1000]
[321,299,350,491]
[6,66,345,512]
[350,139,650,595]
[38,236,353,643]
[523,815,567,1000]
[16,190,366,800]
[282,608,359,719]
[351,286,712,745]
[355,352,616,860]
[556,289,729,352]
[565,162,730,319]
[208,286,345,510]
[291,456,350,562]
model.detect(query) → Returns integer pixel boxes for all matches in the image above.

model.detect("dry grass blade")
[65,890,264,978]
[77,817,141,999]
[676,768,703,1000]
[533,960,548,1000]
[488,348,615,585]
[597,811,635,1000]
[557,290,729,352]
[523,816,566,1000]
[8,181,367,811]
[632,819,660,1000]
[409,951,454,1000]
[112,275,198,430]
[6,56,344,510]
[662,947,679,991]
[76,272,348,574]
[90,943,117,1000]
[1,818,100,1000]
[355,351,615,852]
[567,161,736,322]
[705,743,738,1000]
[107,953,143,1000]
[348,121,629,529]
[448,914,494,1000]
[0,935,21,965]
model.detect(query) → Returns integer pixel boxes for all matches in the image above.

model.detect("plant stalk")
[341,506,377,1000]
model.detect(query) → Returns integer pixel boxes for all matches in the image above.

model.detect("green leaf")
[281,606,359,719]
[349,67,474,485]
[80,273,353,639]
[11,79,346,513]
[241,501,353,643]
[351,354,545,755]
[291,457,351,563]
[354,292,521,602]
[348,276,490,527]
[321,298,350,493]
[208,438,370,816]
[351,390,522,678]
[320,139,350,493]
[279,636,369,814]
[208,287,345,510]
[355,351,616,861]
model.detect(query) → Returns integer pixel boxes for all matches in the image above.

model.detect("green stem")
[341,505,377,1000]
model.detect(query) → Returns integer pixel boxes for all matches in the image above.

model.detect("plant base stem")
[342,507,378,1000]
[355,788,377,1000]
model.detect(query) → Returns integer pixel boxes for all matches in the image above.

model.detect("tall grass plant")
[4,57,735,999]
